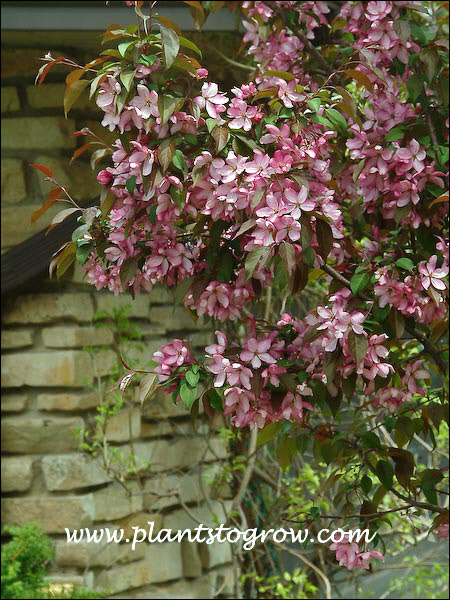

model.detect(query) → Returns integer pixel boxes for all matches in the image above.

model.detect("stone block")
[42,454,110,491]
[1,86,20,111]
[149,306,207,332]
[1,351,93,387]
[1,203,62,248]
[95,294,150,319]
[95,559,152,595]
[1,416,84,453]
[1,158,26,204]
[145,542,183,583]
[1,329,34,349]
[1,495,94,533]
[1,393,28,412]
[93,482,143,521]
[1,456,33,492]
[2,293,94,324]
[1,117,76,150]
[55,532,146,568]
[181,541,203,578]
[37,392,98,412]
[42,325,113,348]
[102,408,141,442]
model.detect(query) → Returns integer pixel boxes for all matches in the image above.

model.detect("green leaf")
[207,388,223,411]
[185,369,200,387]
[118,40,137,57]
[126,175,137,195]
[376,460,394,490]
[276,436,297,471]
[76,243,92,266]
[386,127,404,142]
[263,69,295,81]
[279,241,297,276]
[180,381,197,410]
[347,330,368,367]
[361,475,372,495]
[407,73,425,102]
[315,219,333,260]
[158,95,185,125]
[361,432,381,449]
[395,257,415,272]
[245,246,270,281]
[306,98,321,112]
[120,70,135,92]
[350,272,369,295]
[149,203,157,225]
[326,108,348,131]
[217,251,233,283]
[64,79,89,118]
[157,139,176,172]
[160,23,180,69]
[178,36,202,58]
[172,149,188,177]
[211,125,230,153]
[119,257,138,289]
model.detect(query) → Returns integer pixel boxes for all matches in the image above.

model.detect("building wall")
[1,30,235,598]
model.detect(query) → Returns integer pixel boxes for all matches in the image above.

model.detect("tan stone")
[119,512,163,541]
[140,324,167,337]
[164,501,229,532]
[145,542,183,583]
[108,576,215,599]
[1,416,84,454]
[1,351,93,387]
[1,495,94,533]
[148,286,173,305]
[42,454,110,491]
[34,154,100,201]
[92,349,117,377]
[27,83,94,112]
[140,420,207,439]
[95,559,153,595]
[142,388,190,418]
[37,392,98,412]
[130,437,227,474]
[1,393,28,412]
[181,541,203,578]
[1,87,20,112]
[1,329,34,349]
[102,408,141,442]
[1,159,26,204]
[42,326,113,348]
[2,293,94,324]
[1,457,33,492]
[199,539,232,569]
[1,203,62,248]
[1,117,76,150]
[95,293,150,318]
[149,306,207,331]
[55,532,146,568]
[93,482,143,521]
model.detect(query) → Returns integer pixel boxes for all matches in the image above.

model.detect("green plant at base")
[1,524,104,599]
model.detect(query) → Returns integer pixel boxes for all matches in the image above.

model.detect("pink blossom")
[193,82,228,119]
[240,337,277,369]
[435,524,449,539]
[153,339,192,382]
[418,255,448,291]
[227,98,258,131]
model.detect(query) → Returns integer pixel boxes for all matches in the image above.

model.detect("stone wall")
[1,30,235,599]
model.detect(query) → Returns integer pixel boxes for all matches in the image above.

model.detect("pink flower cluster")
[330,533,384,571]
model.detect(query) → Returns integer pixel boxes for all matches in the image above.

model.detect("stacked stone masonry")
[1,31,235,598]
